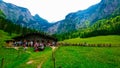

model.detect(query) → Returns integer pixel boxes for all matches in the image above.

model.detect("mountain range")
[48,0,120,34]
[0,0,120,34]
[0,0,51,31]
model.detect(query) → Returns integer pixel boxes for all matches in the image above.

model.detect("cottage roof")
[13,33,57,41]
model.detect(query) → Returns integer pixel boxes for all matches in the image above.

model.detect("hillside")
[54,15,120,41]
[0,0,50,31]
[60,35,120,46]
[0,30,14,47]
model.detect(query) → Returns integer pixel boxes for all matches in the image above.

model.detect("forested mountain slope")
[54,15,120,40]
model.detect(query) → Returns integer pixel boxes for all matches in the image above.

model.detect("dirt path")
[26,46,57,68]
[37,61,44,68]
[26,60,34,64]
[37,46,58,68]
[50,46,58,51]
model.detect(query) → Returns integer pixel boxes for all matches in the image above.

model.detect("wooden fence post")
[52,49,56,68]
[1,58,4,68]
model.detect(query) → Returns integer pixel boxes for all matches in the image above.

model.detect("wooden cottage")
[6,33,57,47]
[13,33,57,42]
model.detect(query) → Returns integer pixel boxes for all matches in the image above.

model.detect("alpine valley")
[0,0,120,67]
[0,0,120,35]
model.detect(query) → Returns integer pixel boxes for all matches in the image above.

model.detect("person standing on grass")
[39,42,45,51]
[30,41,33,47]
[23,40,27,51]
[34,40,39,52]
[52,41,56,46]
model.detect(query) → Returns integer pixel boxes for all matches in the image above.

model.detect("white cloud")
[3,0,101,22]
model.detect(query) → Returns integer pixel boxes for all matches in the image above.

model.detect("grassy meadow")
[42,35,120,68]
[42,46,120,68]
[0,46,53,68]
[0,45,120,68]
[60,35,120,46]
[0,47,30,68]
[0,30,120,68]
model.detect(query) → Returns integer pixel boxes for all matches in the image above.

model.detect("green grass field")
[42,35,120,68]
[1,46,119,68]
[60,35,120,46]
[0,46,52,68]
[0,47,30,68]
[0,30,120,68]
[42,46,120,68]
[17,47,52,68]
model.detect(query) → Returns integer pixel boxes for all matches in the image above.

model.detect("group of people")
[32,40,45,51]
[13,40,56,52]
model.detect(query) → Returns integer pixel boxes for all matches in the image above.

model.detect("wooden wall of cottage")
[15,34,56,44]
[5,33,57,47]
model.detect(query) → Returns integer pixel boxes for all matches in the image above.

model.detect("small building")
[6,33,57,47]
[13,33,57,42]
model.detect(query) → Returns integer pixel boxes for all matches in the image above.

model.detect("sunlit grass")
[42,46,120,68]
[0,47,52,68]
[0,47,30,68]
[61,35,120,46]
[18,47,52,68]
[0,30,120,68]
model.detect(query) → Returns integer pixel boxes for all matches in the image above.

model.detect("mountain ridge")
[47,0,120,34]
[0,0,51,31]
[0,0,120,34]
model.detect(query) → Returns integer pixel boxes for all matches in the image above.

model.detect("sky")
[3,0,101,22]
